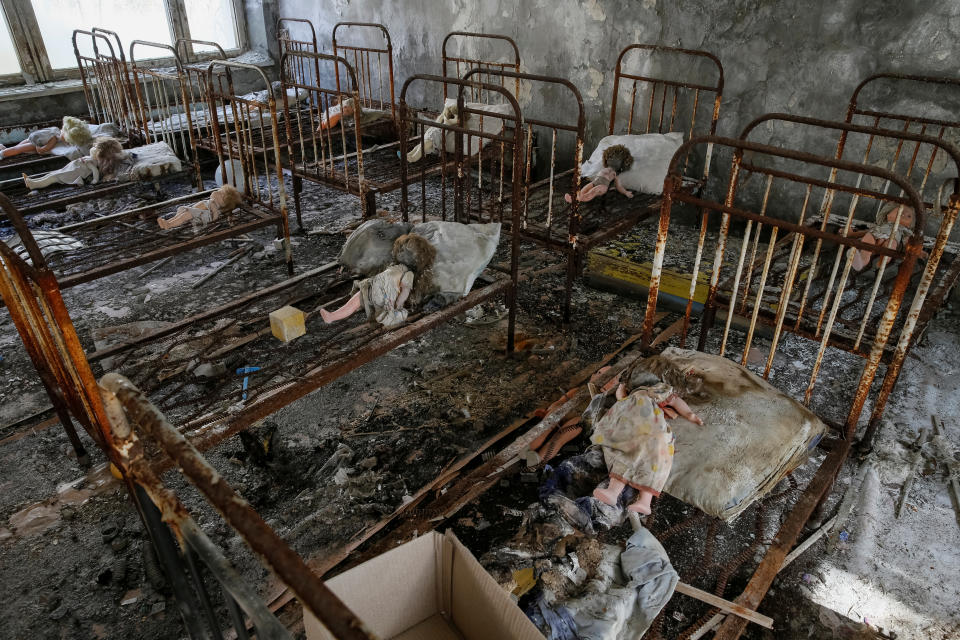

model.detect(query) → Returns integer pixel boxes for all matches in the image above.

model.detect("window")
[0,0,247,86]
[34,0,173,68]
[185,0,239,53]
[0,8,20,75]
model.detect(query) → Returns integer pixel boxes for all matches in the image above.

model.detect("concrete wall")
[277,0,960,217]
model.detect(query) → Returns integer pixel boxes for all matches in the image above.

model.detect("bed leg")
[57,408,90,467]
[362,189,377,220]
[563,248,579,327]
[292,175,304,231]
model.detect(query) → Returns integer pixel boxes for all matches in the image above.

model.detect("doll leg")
[593,475,627,506]
[320,292,363,323]
[158,204,206,230]
[852,232,878,271]
[1,141,41,158]
[566,184,592,203]
[627,488,655,514]
[22,171,62,190]
[576,184,609,203]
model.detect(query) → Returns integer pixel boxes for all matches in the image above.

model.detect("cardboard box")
[305,531,545,640]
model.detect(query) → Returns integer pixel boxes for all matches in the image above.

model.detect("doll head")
[393,233,437,306]
[602,144,633,174]
[882,203,916,228]
[629,353,707,400]
[210,184,243,213]
[61,116,93,147]
[90,138,125,179]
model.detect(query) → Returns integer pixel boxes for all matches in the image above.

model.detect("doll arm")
[394,270,413,309]
[88,163,101,185]
[613,174,633,198]
[660,393,703,425]
[39,137,59,154]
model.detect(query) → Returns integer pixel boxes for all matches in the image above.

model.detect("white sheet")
[580,133,684,195]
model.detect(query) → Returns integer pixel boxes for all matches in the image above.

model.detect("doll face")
[886,205,915,227]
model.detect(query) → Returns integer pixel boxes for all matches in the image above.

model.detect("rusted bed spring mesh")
[100,374,376,640]
[641,136,929,438]
[333,22,397,120]
[442,31,521,101]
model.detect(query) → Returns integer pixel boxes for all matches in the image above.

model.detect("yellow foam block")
[270,305,306,342]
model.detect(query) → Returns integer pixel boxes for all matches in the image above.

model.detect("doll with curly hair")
[565,143,635,203]
[22,137,128,190]
[321,233,437,328]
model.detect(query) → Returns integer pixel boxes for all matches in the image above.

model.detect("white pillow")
[580,132,684,195]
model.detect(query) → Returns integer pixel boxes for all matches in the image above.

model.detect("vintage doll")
[0,116,95,159]
[849,203,917,271]
[565,144,634,203]
[318,97,358,132]
[524,356,704,515]
[321,233,437,328]
[22,138,128,190]
[157,184,244,230]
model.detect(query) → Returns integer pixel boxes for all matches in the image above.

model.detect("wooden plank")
[674,582,773,629]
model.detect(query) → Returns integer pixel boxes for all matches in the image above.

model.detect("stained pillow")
[580,132,684,195]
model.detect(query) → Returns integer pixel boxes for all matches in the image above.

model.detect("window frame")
[0,0,247,87]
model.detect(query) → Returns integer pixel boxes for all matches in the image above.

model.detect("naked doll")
[157,184,243,230]
[565,143,634,203]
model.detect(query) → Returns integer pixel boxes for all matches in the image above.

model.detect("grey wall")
[276,0,959,139]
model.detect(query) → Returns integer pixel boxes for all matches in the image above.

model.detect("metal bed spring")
[637,137,926,639]
[98,374,376,640]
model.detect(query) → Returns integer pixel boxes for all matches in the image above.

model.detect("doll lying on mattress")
[322,218,501,328]
[22,140,182,190]
[1,116,120,160]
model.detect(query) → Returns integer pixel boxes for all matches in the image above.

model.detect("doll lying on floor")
[526,355,705,515]
[21,138,129,189]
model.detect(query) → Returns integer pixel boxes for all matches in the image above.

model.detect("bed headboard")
[277,17,321,86]
[171,39,228,153]
[127,41,200,186]
[332,22,396,120]
[205,61,289,220]
[73,28,137,135]
[279,51,366,198]
[441,31,521,102]
[609,44,723,139]
[461,67,585,245]
[640,136,927,437]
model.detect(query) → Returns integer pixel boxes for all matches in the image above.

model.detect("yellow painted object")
[511,567,537,598]
[585,250,713,306]
[269,305,307,342]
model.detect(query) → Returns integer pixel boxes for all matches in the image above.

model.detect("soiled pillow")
[580,133,684,195]
[656,347,827,522]
[118,142,183,181]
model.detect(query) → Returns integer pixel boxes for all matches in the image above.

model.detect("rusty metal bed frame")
[0,74,519,466]
[0,33,200,218]
[0,60,294,292]
[280,30,523,226]
[459,44,724,323]
[630,136,949,639]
